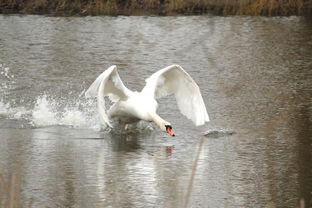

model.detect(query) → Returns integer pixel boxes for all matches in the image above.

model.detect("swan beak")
[167,128,175,137]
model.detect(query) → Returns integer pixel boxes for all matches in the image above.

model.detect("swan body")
[85,64,209,136]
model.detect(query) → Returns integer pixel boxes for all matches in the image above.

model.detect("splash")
[0,64,14,80]
[202,129,236,138]
[0,101,9,118]
[30,95,99,129]
[31,95,58,127]
[0,100,29,120]
[0,64,31,121]
[1,95,99,129]
[0,64,14,93]
[0,63,100,130]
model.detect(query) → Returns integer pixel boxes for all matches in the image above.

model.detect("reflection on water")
[0,15,311,207]
[109,130,147,152]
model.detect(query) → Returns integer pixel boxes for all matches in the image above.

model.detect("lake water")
[0,15,311,207]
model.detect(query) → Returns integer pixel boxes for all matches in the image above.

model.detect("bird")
[85,64,209,136]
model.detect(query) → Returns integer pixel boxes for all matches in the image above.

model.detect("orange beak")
[166,128,175,137]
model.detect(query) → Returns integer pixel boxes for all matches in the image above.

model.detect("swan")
[85,64,209,136]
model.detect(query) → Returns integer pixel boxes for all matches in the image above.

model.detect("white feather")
[85,64,209,131]
[85,65,132,128]
[143,64,209,126]
[85,65,132,100]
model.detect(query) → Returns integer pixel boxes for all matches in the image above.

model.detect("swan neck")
[149,112,166,130]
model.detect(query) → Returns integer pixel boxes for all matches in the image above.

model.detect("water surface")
[0,15,311,207]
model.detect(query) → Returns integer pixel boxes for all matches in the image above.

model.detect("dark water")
[0,15,311,207]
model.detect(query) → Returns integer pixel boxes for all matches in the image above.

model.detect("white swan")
[85,64,209,136]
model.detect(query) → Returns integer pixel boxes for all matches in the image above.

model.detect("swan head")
[149,112,175,136]
[165,124,175,137]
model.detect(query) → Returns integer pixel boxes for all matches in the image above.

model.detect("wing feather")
[143,65,209,126]
[85,65,132,101]
[85,65,132,128]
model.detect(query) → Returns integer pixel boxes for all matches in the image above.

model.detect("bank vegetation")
[0,169,26,208]
[1,0,312,15]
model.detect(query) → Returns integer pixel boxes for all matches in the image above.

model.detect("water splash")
[202,129,236,138]
[31,95,58,127]
[0,101,9,118]
[30,95,100,129]
[0,64,30,121]
[0,64,100,130]
[0,64,14,93]
[0,64,14,80]
[0,100,29,120]
[1,91,100,130]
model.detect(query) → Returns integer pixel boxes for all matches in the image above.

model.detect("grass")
[222,0,307,15]
[0,0,311,15]
[0,170,22,208]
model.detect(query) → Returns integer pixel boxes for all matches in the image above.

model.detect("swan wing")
[143,64,209,126]
[85,65,132,127]
[85,65,132,101]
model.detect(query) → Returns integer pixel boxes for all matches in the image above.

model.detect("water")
[0,15,311,207]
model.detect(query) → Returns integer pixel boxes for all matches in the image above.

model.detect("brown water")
[0,15,311,208]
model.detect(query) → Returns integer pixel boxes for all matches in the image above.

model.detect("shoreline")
[1,0,312,16]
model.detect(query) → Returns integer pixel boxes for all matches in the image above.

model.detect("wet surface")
[0,15,311,207]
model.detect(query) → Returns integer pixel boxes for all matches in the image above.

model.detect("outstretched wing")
[85,65,132,100]
[142,64,209,126]
[85,65,132,127]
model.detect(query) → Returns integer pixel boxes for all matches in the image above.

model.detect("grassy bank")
[0,0,312,15]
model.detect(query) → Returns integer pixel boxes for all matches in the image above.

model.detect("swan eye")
[165,125,172,130]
